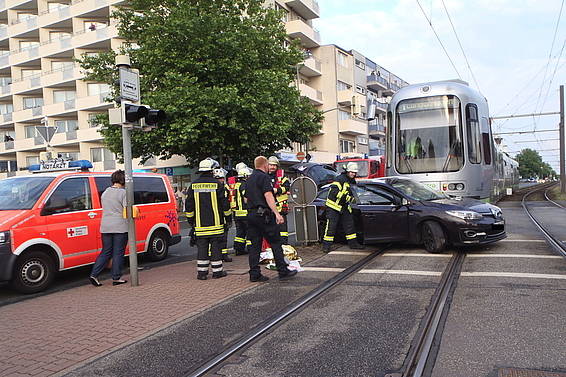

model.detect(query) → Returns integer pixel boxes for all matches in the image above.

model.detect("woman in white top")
[89,170,128,286]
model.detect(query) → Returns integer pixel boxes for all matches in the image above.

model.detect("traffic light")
[108,104,166,129]
[145,109,166,126]
[125,104,148,123]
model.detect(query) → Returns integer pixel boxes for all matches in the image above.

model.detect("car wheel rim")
[424,227,434,249]
[21,260,46,285]
[152,238,165,255]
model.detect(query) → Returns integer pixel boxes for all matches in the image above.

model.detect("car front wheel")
[11,251,56,294]
[421,220,446,253]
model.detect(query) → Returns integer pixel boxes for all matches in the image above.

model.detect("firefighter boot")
[348,241,365,250]
[222,253,233,262]
[212,270,228,279]
[197,271,208,280]
[322,242,332,253]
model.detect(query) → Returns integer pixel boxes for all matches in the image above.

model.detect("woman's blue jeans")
[91,233,128,280]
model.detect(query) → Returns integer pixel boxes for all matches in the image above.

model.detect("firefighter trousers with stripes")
[278,213,289,245]
[196,237,223,274]
[234,218,249,254]
[322,208,357,246]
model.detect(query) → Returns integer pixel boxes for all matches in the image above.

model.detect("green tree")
[79,0,322,165]
[515,148,556,179]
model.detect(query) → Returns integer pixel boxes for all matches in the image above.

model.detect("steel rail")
[401,252,465,377]
[522,183,566,258]
[185,246,388,377]
[544,185,565,209]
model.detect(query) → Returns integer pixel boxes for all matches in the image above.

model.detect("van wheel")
[146,231,169,261]
[11,251,56,294]
[421,221,446,253]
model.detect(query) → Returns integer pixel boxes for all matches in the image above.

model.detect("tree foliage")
[515,148,556,179]
[78,0,322,165]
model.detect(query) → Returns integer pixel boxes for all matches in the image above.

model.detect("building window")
[339,110,350,120]
[19,41,40,51]
[340,139,355,153]
[48,2,70,12]
[17,13,36,22]
[55,119,78,133]
[88,113,100,127]
[59,152,79,160]
[336,51,349,67]
[49,31,72,41]
[51,61,74,72]
[355,85,366,95]
[83,21,108,31]
[21,69,41,80]
[91,147,114,162]
[25,126,37,138]
[355,59,366,70]
[336,80,351,91]
[87,83,110,96]
[23,97,44,109]
[0,77,12,87]
[0,103,13,115]
[0,50,9,57]
[53,90,76,103]
[26,156,39,166]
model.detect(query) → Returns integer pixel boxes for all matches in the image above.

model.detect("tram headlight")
[448,183,456,190]
[446,210,482,220]
[456,183,465,191]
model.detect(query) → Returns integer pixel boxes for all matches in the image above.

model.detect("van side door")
[41,177,101,268]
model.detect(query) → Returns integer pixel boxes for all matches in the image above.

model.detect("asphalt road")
[0,215,298,307]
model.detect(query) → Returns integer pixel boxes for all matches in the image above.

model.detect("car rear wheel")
[11,251,56,294]
[421,221,446,253]
[146,230,169,261]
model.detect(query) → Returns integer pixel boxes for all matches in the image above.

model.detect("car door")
[353,184,409,243]
[41,176,101,268]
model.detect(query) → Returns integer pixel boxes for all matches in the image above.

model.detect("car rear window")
[95,176,169,204]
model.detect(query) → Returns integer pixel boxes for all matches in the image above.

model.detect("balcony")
[339,118,367,136]
[284,0,320,20]
[299,83,322,106]
[367,73,388,91]
[368,123,385,135]
[299,56,321,77]
[285,19,320,48]
[375,101,388,112]
[337,89,353,105]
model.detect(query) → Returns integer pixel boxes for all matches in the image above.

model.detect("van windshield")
[0,176,54,210]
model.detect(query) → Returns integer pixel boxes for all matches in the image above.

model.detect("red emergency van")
[0,165,181,293]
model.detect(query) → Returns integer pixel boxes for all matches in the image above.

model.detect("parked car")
[0,167,181,293]
[289,162,338,188]
[314,176,506,253]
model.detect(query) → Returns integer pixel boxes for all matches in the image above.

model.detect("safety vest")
[271,173,290,213]
[325,174,355,213]
[232,180,248,218]
[185,174,231,237]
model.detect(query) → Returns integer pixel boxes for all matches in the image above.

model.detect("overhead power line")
[515,138,560,143]
[440,0,481,93]
[493,129,558,135]
[509,148,560,153]
[540,37,566,112]
[415,0,462,79]
[490,111,560,120]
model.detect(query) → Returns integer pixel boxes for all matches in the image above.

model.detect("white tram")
[386,80,518,201]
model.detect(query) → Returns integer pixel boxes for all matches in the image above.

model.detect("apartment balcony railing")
[285,19,320,49]
[284,0,320,20]
[368,123,385,133]
[299,56,321,77]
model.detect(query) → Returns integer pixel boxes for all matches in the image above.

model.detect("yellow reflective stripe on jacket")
[224,209,232,216]
[211,190,220,226]
[195,192,201,228]
[234,209,248,217]
[326,200,342,212]
[195,229,224,236]
[185,211,194,218]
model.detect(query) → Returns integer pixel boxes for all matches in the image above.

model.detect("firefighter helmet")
[268,156,279,166]
[346,162,359,173]
[199,159,215,172]
[235,162,248,171]
[213,168,227,179]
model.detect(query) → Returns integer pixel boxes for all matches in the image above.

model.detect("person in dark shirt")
[245,156,297,282]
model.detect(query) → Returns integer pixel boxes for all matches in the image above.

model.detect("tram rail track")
[522,182,566,258]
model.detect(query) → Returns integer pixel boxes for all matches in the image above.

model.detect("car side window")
[355,185,395,205]
[133,177,169,204]
[317,187,329,200]
[44,177,92,214]
[94,176,112,200]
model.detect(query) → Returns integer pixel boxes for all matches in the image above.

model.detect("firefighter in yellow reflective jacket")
[213,167,232,262]
[232,168,252,255]
[322,162,365,253]
[268,156,291,244]
[185,159,232,280]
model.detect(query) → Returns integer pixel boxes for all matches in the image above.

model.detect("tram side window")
[466,104,481,164]
[481,117,492,165]
[386,111,392,168]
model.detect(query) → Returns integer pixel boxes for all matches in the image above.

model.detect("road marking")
[499,239,546,242]
[467,254,562,259]
[382,253,452,258]
[329,251,372,256]
[302,267,442,276]
[461,272,566,280]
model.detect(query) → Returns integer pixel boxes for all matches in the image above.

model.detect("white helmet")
[237,167,252,177]
[199,159,214,172]
[213,168,227,179]
[235,162,248,171]
[268,156,279,166]
[346,162,359,173]
[205,158,220,169]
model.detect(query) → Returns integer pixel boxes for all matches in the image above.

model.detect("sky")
[314,0,566,172]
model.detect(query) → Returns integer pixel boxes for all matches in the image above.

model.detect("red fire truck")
[333,154,386,180]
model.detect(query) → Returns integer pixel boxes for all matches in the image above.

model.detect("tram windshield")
[395,95,463,173]
[335,160,369,177]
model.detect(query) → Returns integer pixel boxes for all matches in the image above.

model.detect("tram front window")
[396,95,463,173]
